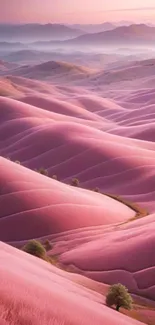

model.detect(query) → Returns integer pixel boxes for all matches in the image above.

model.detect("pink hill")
[0,78,23,97]
[0,60,17,71]
[48,213,155,301]
[1,54,155,317]
[0,95,155,212]
[0,157,134,242]
[0,241,145,325]
[10,60,96,81]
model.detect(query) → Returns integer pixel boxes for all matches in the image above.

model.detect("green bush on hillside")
[22,240,46,259]
[71,178,79,187]
[93,187,100,192]
[37,167,48,176]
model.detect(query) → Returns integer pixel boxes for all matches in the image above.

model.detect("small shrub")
[15,160,21,165]
[71,178,79,187]
[22,240,46,259]
[38,168,48,176]
[52,175,58,180]
[44,239,52,251]
[106,283,133,311]
[48,255,58,265]
[93,187,100,192]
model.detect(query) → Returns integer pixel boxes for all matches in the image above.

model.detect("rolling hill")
[0,156,134,242]
[4,60,96,81]
[0,241,145,325]
[0,46,155,325]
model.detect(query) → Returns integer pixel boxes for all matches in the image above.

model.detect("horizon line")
[0,21,154,26]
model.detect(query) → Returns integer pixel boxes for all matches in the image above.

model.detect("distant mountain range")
[0,22,133,43]
[0,23,154,50]
[0,23,84,42]
[0,42,26,52]
[63,24,155,46]
[69,22,115,33]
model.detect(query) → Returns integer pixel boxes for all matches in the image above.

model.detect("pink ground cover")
[0,56,155,324]
[0,241,145,325]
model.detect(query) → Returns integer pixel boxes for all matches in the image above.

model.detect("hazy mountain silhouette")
[70,22,115,33]
[0,23,84,42]
[64,24,155,46]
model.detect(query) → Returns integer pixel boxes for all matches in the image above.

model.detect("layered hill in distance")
[0,21,133,43]
[0,23,84,42]
[69,20,154,33]
[69,22,116,33]
[1,57,155,88]
[60,24,155,47]
[0,23,155,49]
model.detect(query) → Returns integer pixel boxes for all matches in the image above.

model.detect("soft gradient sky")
[0,0,155,24]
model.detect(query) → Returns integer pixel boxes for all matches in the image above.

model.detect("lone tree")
[71,178,79,187]
[22,240,46,259]
[106,283,133,312]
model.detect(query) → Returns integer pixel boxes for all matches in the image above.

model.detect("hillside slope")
[0,157,134,242]
[0,241,146,325]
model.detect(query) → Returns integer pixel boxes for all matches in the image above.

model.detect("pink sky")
[0,0,155,23]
